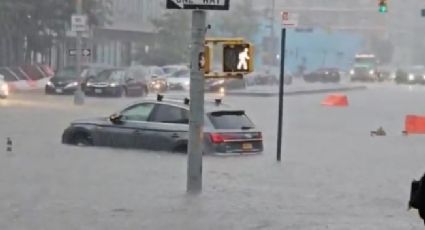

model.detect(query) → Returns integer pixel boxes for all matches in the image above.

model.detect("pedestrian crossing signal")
[222,43,254,73]
[379,0,388,13]
[199,46,211,74]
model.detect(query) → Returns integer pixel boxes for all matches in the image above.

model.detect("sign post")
[166,0,230,194]
[72,0,87,105]
[277,12,298,162]
[187,10,206,194]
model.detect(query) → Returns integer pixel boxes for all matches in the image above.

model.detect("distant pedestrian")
[409,173,425,225]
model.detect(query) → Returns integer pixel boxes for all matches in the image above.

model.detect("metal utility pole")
[277,28,286,162]
[74,0,85,105]
[187,10,206,194]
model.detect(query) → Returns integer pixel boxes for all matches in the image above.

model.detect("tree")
[0,0,110,66]
[211,0,260,41]
[136,11,191,65]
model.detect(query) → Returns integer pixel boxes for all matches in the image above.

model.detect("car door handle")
[171,133,180,138]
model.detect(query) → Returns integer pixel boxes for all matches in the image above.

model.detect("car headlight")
[86,82,93,87]
[184,81,190,86]
[369,70,375,75]
[110,83,118,87]
[66,82,78,88]
[1,83,8,94]
[350,70,355,75]
[408,74,415,81]
[46,81,53,86]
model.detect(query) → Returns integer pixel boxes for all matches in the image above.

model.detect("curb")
[225,86,368,97]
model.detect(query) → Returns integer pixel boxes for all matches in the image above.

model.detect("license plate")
[55,89,63,93]
[95,89,102,94]
[242,143,253,150]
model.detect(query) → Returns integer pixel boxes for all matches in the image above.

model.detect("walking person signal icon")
[222,43,254,73]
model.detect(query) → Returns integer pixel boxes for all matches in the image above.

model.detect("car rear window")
[208,111,254,130]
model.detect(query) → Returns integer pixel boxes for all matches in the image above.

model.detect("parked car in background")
[395,66,425,84]
[304,68,341,83]
[376,66,396,82]
[166,69,190,90]
[45,64,110,95]
[205,78,246,92]
[85,68,149,97]
[45,66,81,95]
[62,96,263,155]
[143,66,168,93]
[0,74,9,98]
[162,65,189,76]
[246,70,292,86]
[349,67,379,82]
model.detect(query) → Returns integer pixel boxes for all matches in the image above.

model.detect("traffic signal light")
[222,43,254,73]
[379,0,388,13]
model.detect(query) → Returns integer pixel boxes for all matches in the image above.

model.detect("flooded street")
[1,85,425,229]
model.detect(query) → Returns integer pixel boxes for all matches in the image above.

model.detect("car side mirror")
[109,113,123,124]
[126,77,135,82]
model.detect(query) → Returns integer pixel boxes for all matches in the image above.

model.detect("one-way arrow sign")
[68,49,91,57]
[166,0,230,10]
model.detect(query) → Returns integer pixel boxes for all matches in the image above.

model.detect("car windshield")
[170,69,189,78]
[152,67,164,76]
[208,111,254,129]
[163,66,186,74]
[94,69,122,81]
[56,67,79,78]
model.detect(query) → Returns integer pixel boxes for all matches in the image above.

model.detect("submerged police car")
[62,95,263,155]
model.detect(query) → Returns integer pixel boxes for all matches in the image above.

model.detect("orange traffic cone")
[321,93,349,107]
[404,115,425,134]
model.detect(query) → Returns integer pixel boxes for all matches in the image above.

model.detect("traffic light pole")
[187,10,206,194]
[74,0,85,105]
[277,28,286,162]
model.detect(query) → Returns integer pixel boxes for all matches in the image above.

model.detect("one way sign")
[166,0,230,10]
[68,49,91,57]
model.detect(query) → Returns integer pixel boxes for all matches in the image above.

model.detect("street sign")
[166,0,230,10]
[71,14,88,32]
[281,11,299,28]
[69,49,91,56]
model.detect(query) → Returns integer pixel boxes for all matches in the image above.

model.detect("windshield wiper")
[241,126,253,130]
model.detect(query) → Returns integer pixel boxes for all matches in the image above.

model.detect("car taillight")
[210,133,224,144]
[257,132,262,139]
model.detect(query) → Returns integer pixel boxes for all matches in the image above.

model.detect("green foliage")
[137,11,191,65]
[0,0,110,65]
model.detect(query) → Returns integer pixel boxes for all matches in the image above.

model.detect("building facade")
[63,0,163,68]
